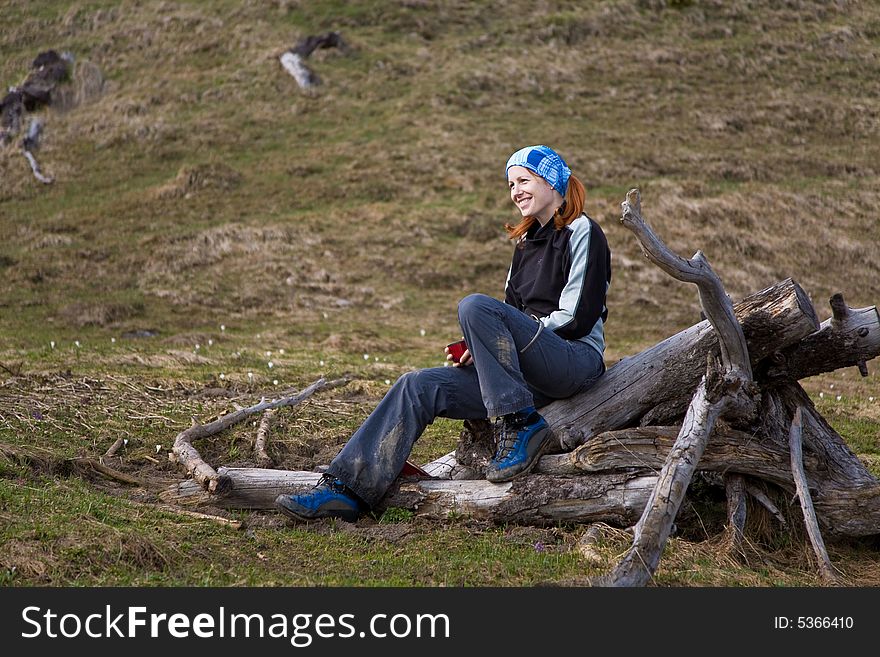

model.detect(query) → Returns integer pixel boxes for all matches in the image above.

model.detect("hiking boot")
[275,474,365,522]
[486,412,551,483]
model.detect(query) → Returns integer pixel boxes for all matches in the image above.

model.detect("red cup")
[446,339,468,363]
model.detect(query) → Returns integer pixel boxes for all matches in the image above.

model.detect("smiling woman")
[504,144,587,237]
[274,144,612,523]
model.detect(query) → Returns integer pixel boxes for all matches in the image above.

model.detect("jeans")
[326,294,605,507]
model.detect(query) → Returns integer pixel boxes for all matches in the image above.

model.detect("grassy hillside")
[1,0,878,586]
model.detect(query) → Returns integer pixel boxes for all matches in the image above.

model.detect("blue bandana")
[505,145,571,197]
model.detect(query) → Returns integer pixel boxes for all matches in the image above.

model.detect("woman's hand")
[444,343,473,367]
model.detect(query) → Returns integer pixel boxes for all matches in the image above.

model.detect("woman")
[276,145,611,522]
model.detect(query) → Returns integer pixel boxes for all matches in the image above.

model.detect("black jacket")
[504,214,611,354]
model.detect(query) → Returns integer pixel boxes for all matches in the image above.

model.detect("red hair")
[504,173,586,242]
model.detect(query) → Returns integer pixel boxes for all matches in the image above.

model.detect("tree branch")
[170,377,347,493]
[788,407,840,583]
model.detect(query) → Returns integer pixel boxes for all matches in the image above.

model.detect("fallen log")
[279,31,348,90]
[455,291,879,462]
[539,424,880,537]
[138,427,880,537]
[161,466,658,526]
[540,276,818,450]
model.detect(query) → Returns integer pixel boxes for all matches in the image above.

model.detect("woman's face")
[507,166,560,224]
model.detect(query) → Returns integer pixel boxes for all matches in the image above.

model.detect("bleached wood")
[540,278,816,450]
[745,483,787,526]
[161,466,658,525]
[607,372,728,586]
[254,409,275,467]
[620,188,752,382]
[772,296,880,381]
[724,473,747,552]
[279,52,317,89]
[788,407,840,583]
[170,377,347,492]
[603,189,756,586]
[23,148,53,183]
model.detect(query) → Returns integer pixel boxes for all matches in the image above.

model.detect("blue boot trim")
[275,474,364,522]
[486,414,551,483]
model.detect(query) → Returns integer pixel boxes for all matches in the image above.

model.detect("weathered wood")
[540,278,818,450]
[160,468,322,507]
[539,426,813,487]
[160,466,658,526]
[539,422,880,536]
[724,474,747,553]
[254,409,275,468]
[745,482,787,527]
[170,377,347,492]
[621,189,752,382]
[770,295,880,381]
[104,436,125,458]
[279,53,317,89]
[607,366,730,586]
[280,32,348,89]
[788,407,840,582]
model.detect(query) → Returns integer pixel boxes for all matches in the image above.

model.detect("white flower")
[123,439,128,445]
[248,372,254,379]
[323,312,328,319]
[111,337,116,343]
[208,339,213,346]
[219,373,225,380]
[195,344,200,350]
[819,392,824,398]
[385,379,391,385]
[420,329,426,337]
[155,445,162,453]
[265,351,272,357]
[363,354,369,360]
[836,395,842,401]
[50,341,55,349]
[829,384,834,389]
[279,349,285,355]
[268,361,274,368]
[220,324,226,331]
[319,360,325,366]
[870,397,875,402]
[273,379,278,386]
[74,340,81,348]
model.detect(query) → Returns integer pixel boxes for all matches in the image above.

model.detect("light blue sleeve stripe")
[540,215,590,332]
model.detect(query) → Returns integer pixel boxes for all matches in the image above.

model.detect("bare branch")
[171,377,348,493]
[254,409,276,468]
[788,407,841,583]
[745,482,787,526]
[606,362,730,587]
[104,436,125,458]
[724,473,747,554]
[620,188,752,382]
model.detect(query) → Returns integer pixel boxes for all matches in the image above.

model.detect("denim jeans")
[326,294,605,507]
